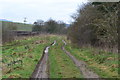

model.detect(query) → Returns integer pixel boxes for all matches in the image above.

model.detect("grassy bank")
[49,37,83,78]
[65,40,119,78]
[2,21,33,31]
[2,35,56,78]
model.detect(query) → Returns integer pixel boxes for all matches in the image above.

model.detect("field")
[1,21,33,31]
[2,35,56,78]
[1,35,119,78]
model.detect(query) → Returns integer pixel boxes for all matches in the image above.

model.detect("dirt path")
[30,46,50,79]
[62,40,99,78]
[30,41,56,79]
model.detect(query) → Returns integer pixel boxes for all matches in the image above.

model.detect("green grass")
[65,40,119,78]
[16,23,33,31]
[1,21,33,31]
[2,35,57,78]
[49,37,83,78]
[2,35,119,78]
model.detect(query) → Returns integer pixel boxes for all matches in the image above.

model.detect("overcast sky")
[0,0,88,24]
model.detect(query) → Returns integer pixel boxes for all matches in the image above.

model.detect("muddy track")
[30,41,56,79]
[62,40,100,78]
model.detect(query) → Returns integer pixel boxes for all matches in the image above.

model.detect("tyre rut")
[62,40,100,78]
[30,41,56,79]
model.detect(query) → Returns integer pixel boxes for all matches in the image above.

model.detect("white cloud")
[0,0,88,24]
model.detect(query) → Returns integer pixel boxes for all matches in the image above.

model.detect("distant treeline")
[68,2,119,53]
[32,19,67,34]
[2,19,68,44]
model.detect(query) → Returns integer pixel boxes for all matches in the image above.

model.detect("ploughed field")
[1,35,119,78]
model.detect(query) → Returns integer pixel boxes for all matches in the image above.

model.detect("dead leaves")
[8,74,21,78]
[107,57,114,60]
[111,64,118,68]
[34,40,46,44]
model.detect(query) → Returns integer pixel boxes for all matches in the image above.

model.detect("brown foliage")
[68,3,119,53]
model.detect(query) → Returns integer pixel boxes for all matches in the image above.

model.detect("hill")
[1,21,33,31]
[0,19,12,22]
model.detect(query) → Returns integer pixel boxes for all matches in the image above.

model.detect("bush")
[68,2,119,53]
